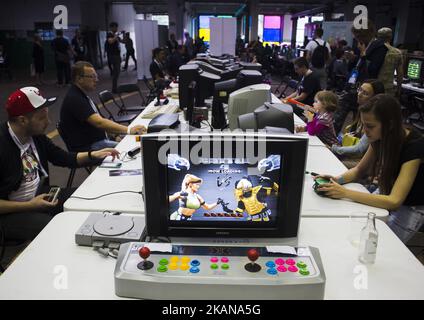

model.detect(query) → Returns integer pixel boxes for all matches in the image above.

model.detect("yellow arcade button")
[181,256,191,264]
[169,263,178,270]
[170,256,179,263]
[180,263,190,271]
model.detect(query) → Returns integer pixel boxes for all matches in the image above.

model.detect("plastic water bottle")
[358,212,378,264]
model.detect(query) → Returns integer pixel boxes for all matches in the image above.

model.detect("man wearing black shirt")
[51,29,74,86]
[122,32,137,71]
[106,22,122,93]
[60,62,146,151]
[71,29,87,62]
[282,57,321,117]
[168,45,186,78]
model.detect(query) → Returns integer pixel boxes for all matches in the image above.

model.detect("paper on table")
[266,246,297,255]
[144,243,173,253]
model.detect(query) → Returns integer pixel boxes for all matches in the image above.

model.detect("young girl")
[296,90,339,146]
[316,94,424,243]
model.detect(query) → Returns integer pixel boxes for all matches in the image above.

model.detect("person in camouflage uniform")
[377,28,403,97]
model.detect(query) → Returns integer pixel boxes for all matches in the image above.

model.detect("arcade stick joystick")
[245,248,261,272]
[137,247,154,270]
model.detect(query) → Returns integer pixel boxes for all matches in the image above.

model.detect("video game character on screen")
[167,154,281,223]
[168,174,221,220]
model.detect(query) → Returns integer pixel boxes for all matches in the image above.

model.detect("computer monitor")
[178,64,221,110]
[227,84,271,130]
[141,132,308,238]
[188,60,223,76]
[407,59,422,80]
[179,64,199,110]
[407,58,424,87]
[197,70,221,106]
[238,102,295,132]
[211,70,264,129]
[189,60,243,80]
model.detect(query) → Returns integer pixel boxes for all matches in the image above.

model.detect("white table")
[0,211,422,300]
[303,145,388,218]
[64,93,387,218]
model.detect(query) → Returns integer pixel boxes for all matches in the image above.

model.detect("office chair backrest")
[117,83,146,106]
[99,90,115,105]
[98,90,118,120]
[117,83,140,94]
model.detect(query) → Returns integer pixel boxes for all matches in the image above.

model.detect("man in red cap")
[0,87,119,246]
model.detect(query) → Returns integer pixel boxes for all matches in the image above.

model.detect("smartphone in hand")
[46,187,61,202]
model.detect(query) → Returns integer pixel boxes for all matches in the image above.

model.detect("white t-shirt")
[7,124,47,202]
[305,38,332,56]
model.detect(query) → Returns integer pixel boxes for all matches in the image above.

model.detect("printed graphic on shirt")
[22,146,40,183]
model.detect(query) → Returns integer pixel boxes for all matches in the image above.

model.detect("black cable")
[70,191,143,201]
[201,120,214,131]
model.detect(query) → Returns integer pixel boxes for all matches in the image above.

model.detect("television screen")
[264,16,281,29]
[142,133,307,238]
[263,29,281,42]
[407,59,422,80]
[167,154,281,224]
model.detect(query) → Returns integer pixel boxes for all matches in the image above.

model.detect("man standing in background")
[377,27,403,97]
[122,32,137,71]
[106,22,122,93]
[305,28,331,90]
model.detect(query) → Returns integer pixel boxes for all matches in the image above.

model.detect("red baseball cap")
[6,87,57,117]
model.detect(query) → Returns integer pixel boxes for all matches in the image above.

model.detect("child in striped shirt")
[295,90,339,146]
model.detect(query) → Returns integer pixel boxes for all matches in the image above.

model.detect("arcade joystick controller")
[137,246,154,270]
[115,243,326,299]
[245,248,261,272]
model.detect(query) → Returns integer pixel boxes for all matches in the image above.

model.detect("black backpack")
[311,40,329,69]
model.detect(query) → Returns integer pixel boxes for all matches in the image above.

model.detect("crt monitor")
[407,58,424,87]
[141,132,308,238]
[213,70,264,105]
[211,70,264,129]
[227,84,271,130]
[237,102,295,132]
[188,60,243,81]
[178,64,199,110]
[178,64,221,109]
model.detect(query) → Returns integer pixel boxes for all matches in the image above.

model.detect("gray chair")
[276,77,299,99]
[98,90,137,124]
[116,83,146,114]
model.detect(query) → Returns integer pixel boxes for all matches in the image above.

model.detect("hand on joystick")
[137,246,154,270]
[245,248,261,273]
